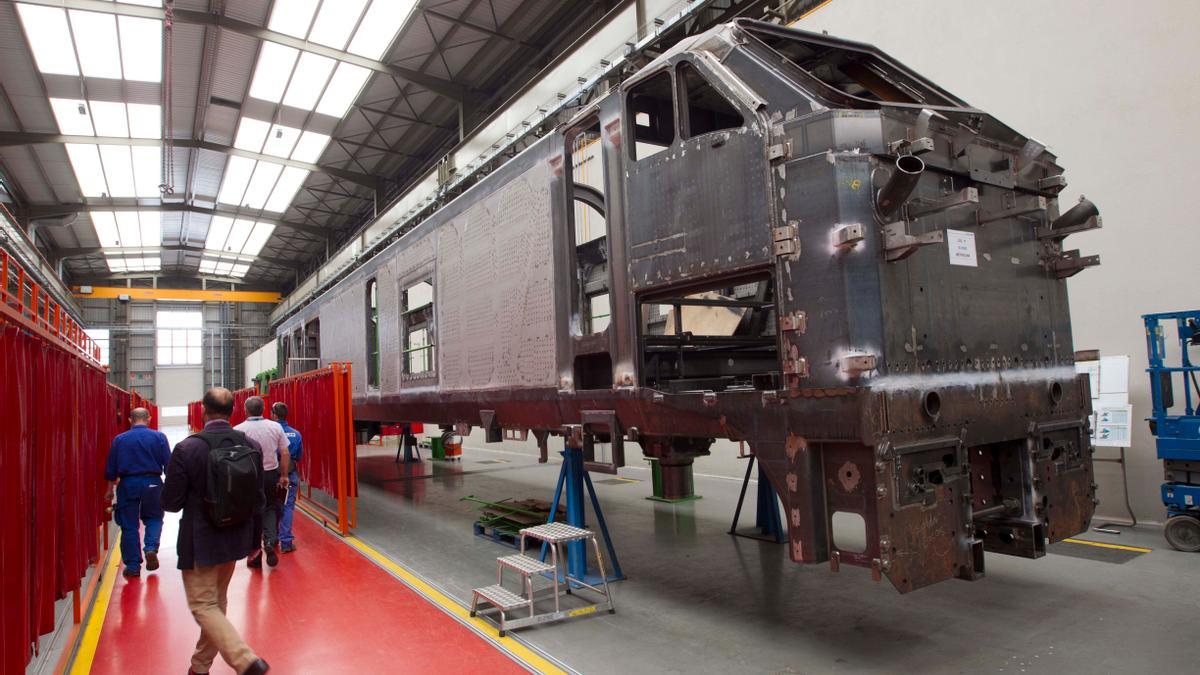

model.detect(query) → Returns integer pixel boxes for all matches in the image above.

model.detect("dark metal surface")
[278,19,1099,593]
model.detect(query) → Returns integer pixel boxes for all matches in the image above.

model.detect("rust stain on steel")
[785,433,806,461]
[837,461,861,493]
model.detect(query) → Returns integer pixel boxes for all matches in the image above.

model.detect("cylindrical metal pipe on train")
[875,154,926,218]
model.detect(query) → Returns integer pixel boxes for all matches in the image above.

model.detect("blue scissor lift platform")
[1143,310,1200,551]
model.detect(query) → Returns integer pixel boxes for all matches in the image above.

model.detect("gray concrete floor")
[350,442,1195,674]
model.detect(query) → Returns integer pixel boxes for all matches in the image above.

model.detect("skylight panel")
[199,259,217,274]
[122,1,165,8]
[234,118,271,152]
[264,166,308,212]
[224,219,255,253]
[204,216,234,251]
[118,16,163,83]
[89,100,129,137]
[268,0,320,39]
[115,211,141,247]
[290,131,330,163]
[231,264,250,278]
[131,146,162,197]
[316,62,371,118]
[126,103,162,139]
[98,145,135,197]
[283,52,336,111]
[242,222,275,256]
[91,211,119,247]
[249,42,299,103]
[50,98,95,136]
[139,211,162,247]
[69,11,122,80]
[308,0,368,50]
[65,143,108,197]
[17,4,79,76]
[216,156,256,206]
[348,0,416,59]
[215,261,234,276]
[242,162,283,209]
[263,124,302,158]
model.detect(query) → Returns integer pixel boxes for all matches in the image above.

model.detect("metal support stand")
[395,430,421,463]
[729,456,786,544]
[539,443,624,583]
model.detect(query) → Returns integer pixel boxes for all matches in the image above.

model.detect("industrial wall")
[794,0,1200,524]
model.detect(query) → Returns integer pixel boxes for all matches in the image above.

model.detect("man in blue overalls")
[105,407,171,578]
[272,402,303,553]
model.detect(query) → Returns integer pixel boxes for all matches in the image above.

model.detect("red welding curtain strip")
[0,324,125,672]
[269,372,340,495]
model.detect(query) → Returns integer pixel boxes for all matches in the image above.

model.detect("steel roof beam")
[6,0,471,103]
[20,203,330,239]
[55,243,294,269]
[0,131,380,188]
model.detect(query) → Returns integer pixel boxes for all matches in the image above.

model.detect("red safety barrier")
[0,320,144,672]
[268,363,357,535]
[188,385,259,432]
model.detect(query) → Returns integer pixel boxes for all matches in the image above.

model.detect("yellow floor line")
[67,549,120,675]
[343,535,567,675]
[1062,538,1152,553]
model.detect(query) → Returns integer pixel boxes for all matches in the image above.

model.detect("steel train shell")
[277,20,1099,593]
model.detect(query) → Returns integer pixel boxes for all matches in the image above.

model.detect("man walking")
[271,402,302,553]
[161,387,270,675]
[105,407,170,578]
[235,396,290,567]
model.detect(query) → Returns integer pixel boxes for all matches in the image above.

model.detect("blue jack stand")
[395,431,421,463]
[539,443,625,584]
[728,455,786,544]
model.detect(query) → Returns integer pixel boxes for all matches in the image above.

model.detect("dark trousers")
[114,475,164,572]
[254,468,281,550]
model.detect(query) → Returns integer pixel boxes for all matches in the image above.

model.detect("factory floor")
[353,441,1197,674]
[73,426,530,674]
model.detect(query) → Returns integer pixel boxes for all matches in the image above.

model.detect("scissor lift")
[1143,311,1200,551]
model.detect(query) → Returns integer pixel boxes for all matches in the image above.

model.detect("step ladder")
[470,522,615,636]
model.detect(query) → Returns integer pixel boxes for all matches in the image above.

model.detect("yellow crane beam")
[72,286,281,303]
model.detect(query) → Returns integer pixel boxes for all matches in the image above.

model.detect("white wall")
[154,366,204,424]
[244,339,278,388]
[796,0,1200,524]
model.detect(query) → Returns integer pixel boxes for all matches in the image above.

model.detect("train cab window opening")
[366,278,380,388]
[587,293,611,334]
[402,280,435,376]
[565,117,610,338]
[626,70,675,161]
[678,62,744,138]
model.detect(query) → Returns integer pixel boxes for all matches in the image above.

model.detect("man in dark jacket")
[161,387,270,675]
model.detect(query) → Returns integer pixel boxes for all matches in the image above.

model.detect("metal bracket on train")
[1043,249,1100,278]
[905,187,978,220]
[978,195,1048,225]
[887,136,934,156]
[580,410,625,475]
[480,410,502,443]
[832,223,864,251]
[772,222,800,257]
[882,222,945,262]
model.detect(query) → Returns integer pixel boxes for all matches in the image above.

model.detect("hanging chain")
[160,0,176,196]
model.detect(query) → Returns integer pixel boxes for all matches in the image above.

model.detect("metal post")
[562,444,587,581]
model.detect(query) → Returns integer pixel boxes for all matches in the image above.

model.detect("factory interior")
[2,1,1197,673]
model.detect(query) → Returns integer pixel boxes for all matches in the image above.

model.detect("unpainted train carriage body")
[277,20,1100,593]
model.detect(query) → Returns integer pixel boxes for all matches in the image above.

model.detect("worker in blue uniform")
[272,402,303,553]
[104,407,171,578]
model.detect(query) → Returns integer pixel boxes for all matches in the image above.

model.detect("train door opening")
[366,278,380,389]
[638,274,778,393]
[565,115,613,390]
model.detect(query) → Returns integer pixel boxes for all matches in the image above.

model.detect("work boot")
[145,550,159,571]
[242,658,270,674]
[247,551,262,569]
[265,546,279,567]
[122,566,140,578]
[280,542,296,554]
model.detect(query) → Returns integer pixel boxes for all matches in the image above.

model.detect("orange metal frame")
[1,247,103,369]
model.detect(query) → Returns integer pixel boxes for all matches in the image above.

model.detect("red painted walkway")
[88,513,524,674]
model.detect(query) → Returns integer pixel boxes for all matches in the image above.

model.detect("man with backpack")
[234,396,291,567]
[161,387,270,675]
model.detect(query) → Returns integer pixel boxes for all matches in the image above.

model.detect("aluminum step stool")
[470,523,615,636]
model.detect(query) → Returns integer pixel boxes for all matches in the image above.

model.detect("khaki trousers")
[181,561,258,673]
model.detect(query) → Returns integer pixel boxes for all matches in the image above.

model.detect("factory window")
[156,310,202,366]
[402,280,435,376]
[588,293,611,334]
[85,328,110,366]
[626,70,675,161]
[366,279,380,388]
[678,62,743,138]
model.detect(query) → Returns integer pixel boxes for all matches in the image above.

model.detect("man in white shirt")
[235,396,291,568]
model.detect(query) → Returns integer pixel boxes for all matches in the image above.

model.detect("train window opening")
[303,318,320,365]
[678,62,743,138]
[565,117,610,338]
[588,293,611,334]
[366,279,380,388]
[403,279,435,377]
[639,277,777,393]
[627,70,675,161]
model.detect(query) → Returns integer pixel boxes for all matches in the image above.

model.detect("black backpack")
[194,430,263,528]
